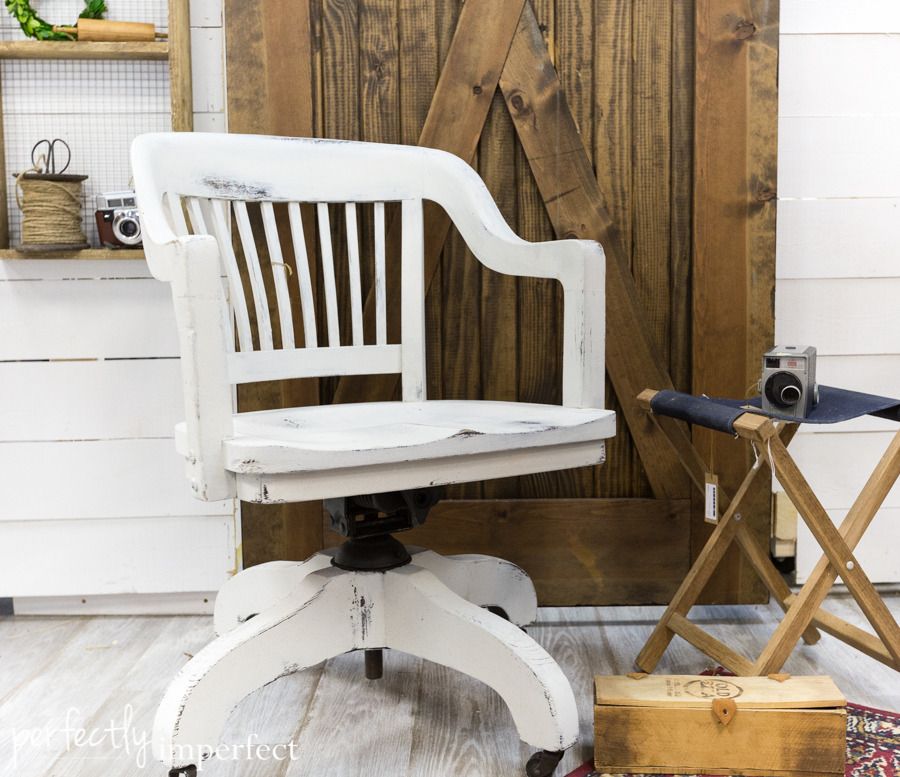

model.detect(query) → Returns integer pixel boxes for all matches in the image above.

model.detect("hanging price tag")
[704,472,720,524]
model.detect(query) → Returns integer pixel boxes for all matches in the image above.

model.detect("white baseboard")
[12,591,217,616]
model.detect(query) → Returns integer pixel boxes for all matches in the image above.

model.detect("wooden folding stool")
[634,388,900,676]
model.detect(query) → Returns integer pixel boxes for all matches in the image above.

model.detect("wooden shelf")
[0,248,145,260]
[0,40,168,61]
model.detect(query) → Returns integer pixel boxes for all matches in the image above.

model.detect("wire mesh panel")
[0,0,170,248]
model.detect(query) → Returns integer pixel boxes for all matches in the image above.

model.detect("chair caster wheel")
[168,767,197,777]
[525,749,565,777]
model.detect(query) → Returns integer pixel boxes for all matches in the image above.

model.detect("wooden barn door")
[223,0,779,605]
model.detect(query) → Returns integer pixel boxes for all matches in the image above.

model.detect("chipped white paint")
[153,559,577,769]
[213,547,538,635]
[132,133,614,769]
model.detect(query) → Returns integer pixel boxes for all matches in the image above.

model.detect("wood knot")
[734,19,757,39]
[756,186,777,202]
[472,84,483,95]
[509,91,529,115]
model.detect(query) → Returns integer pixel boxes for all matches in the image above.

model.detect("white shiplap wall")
[777,0,900,582]
[0,0,235,611]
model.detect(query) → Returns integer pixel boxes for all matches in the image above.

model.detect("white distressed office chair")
[132,132,615,777]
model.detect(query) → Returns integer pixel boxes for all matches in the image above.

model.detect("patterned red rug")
[566,702,899,777]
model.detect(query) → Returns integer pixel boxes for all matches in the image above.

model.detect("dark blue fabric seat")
[649,385,900,435]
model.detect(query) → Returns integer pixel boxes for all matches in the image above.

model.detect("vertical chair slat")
[374,201,387,345]
[260,202,295,350]
[316,202,341,346]
[287,202,318,348]
[186,197,209,235]
[209,198,254,352]
[400,199,426,401]
[345,203,364,346]
[166,191,190,236]
[233,201,274,351]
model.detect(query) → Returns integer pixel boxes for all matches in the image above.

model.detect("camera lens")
[764,371,803,410]
[779,384,801,405]
[119,220,138,238]
[112,210,142,246]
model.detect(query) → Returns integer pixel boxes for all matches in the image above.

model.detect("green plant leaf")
[6,0,106,39]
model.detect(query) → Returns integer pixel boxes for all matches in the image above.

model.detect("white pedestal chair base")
[154,549,578,776]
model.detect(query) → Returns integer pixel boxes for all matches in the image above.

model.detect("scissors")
[31,138,71,175]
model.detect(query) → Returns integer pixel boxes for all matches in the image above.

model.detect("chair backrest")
[133,134,452,401]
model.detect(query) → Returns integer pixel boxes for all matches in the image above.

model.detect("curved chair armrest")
[427,153,606,409]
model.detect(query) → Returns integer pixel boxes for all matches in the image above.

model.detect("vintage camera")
[760,345,818,418]
[95,190,142,247]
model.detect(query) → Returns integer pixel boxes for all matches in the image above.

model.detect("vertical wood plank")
[592,0,649,499]
[515,0,569,499]
[321,0,360,377]
[360,0,400,145]
[168,0,194,131]
[478,92,518,499]
[693,0,779,602]
[670,0,695,394]
[555,0,598,499]
[359,0,400,344]
[225,0,322,565]
[632,0,672,361]
[556,0,594,156]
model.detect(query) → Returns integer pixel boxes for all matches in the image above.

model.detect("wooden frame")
[635,389,900,675]
[0,0,192,260]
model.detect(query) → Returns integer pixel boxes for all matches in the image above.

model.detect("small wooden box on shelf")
[0,0,191,260]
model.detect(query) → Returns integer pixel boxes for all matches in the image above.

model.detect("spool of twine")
[15,161,89,250]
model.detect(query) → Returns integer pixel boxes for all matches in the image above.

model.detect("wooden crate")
[594,674,846,777]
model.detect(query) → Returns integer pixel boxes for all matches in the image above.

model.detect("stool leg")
[755,435,900,673]
[636,460,763,673]
[636,514,740,672]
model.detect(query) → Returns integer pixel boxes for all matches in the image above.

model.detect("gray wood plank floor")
[1,594,897,777]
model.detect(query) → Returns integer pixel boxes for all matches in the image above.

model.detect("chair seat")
[175,400,615,476]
